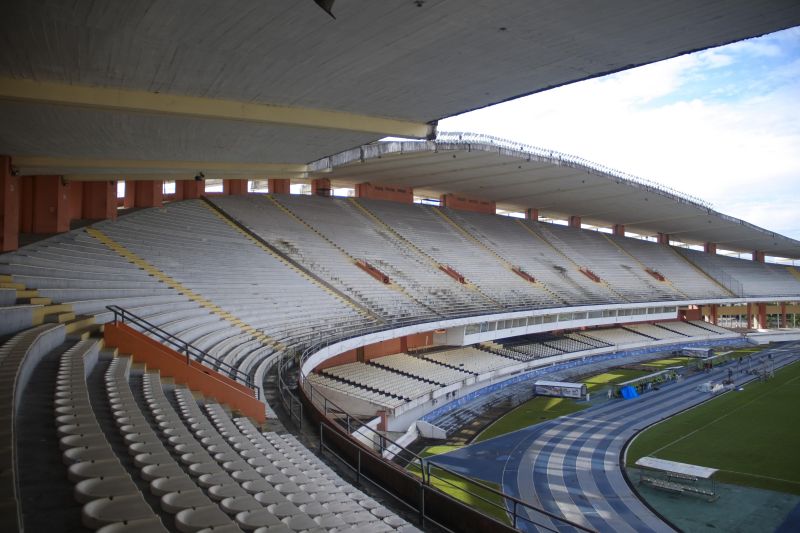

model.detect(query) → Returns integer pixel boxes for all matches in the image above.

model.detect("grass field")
[627,360,800,494]
[641,356,692,369]
[474,368,649,443]
[406,445,510,525]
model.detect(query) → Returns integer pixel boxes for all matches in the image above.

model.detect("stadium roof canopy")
[307,136,800,259]
[1,1,800,170]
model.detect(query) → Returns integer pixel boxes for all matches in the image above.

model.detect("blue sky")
[439,27,800,242]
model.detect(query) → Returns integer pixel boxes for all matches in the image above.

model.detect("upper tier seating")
[607,235,731,299]
[90,200,372,386]
[360,199,555,310]
[273,195,498,319]
[527,221,683,301]
[211,194,440,322]
[443,209,623,305]
[677,248,800,297]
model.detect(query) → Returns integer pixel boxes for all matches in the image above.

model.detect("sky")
[439,26,800,242]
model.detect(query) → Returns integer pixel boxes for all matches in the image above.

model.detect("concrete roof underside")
[307,139,800,259]
[1,1,800,165]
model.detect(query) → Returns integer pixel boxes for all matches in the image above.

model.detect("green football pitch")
[626,359,800,494]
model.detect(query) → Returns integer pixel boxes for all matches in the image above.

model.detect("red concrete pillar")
[123,181,135,208]
[268,178,291,195]
[68,182,83,221]
[612,224,625,236]
[176,180,204,200]
[311,178,331,197]
[710,304,718,326]
[82,181,117,220]
[752,250,765,263]
[757,303,767,329]
[0,156,20,252]
[657,233,670,245]
[439,193,495,214]
[780,302,787,328]
[704,242,717,254]
[224,179,249,195]
[27,175,70,234]
[568,215,582,229]
[354,182,414,203]
[525,208,539,221]
[746,303,753,329]
[134,180,163,208]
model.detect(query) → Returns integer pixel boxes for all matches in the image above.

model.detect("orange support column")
[780,302,787,328]
[525,208,539,221]
[704,242,717,254]
[176,180,204,200]
[268,178,291,195]
[28,175,70,234]
[311,178,331,197]
[0,156,20,252]
[612,224,625,236]
[757,303,767,329]
[746,303,753,329]
[134,180,163,208]
[657,233,670,245]
[752,250,766,263]
[224,179,249,195]
[68,182,83,221]
[710,304,718,325]
[82,181,118,220]
[568,215,582,229]
[439,193,495,214]
[354,182,413,203]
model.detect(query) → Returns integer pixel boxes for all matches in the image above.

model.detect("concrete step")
[17,296,53,305]
[45,311,76,324]
[16,289,40,299]
[65,315,97,335]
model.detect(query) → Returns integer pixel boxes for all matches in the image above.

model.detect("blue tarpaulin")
[621,385,639,399]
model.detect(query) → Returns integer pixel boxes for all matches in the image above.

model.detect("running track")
[429,343,800,532]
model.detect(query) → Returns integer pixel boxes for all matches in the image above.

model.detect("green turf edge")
[625,359,800,495]
[473,368,651,444]
[473,396,589,443]
[406,453,512,525]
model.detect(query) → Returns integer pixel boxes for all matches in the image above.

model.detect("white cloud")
[439,27,800,240]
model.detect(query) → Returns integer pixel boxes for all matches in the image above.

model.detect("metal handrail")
[106,305,259,399]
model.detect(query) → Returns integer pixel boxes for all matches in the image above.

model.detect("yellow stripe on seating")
[201,200,375,320]
[85,227,282,349]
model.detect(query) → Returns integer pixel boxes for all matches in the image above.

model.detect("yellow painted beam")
[12,156,308,181]
[57,172,305,182]
[0,77,434,138]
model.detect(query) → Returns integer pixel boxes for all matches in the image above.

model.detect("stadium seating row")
[310,322,735,410]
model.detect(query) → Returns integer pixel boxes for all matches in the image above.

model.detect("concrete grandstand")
[2,2,800,533]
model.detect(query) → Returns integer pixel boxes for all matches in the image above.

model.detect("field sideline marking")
[648,369,800,458]
[718,469,800,486]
